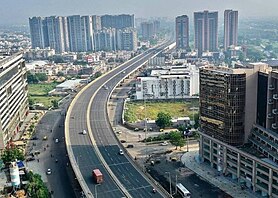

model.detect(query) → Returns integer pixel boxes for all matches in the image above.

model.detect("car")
[46,169,52,175]
[119,149,124,155]
[43,136,48,140]
[55,138,59,143]
[122,71,126,74]
[159,129,164,132]
[26,157,35,162]
[82,130,87,135]
[30,136,38,140]
[126,144,134,148]
[134,128,139,131]
[149,128,153,131]
[160,141,169,146]
[120,140,126,143]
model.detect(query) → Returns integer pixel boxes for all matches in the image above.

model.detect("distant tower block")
[10,162,20,187]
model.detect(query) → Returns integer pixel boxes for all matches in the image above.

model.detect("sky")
[0,0,277,25]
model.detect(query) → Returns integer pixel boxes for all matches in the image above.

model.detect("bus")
[176,183,191,198]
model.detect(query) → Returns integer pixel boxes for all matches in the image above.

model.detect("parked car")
[126,144,134,148]
[43,136,48,140]
[160,141,169,146]
[46,168,52,175]
[26,157,35,162]
[119,149,124,155]
[82,130,87,135]
[134,128,139,131]
[120,140,126,143]
[30,136,38,140]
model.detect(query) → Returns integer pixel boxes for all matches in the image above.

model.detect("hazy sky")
[1,0,277,25]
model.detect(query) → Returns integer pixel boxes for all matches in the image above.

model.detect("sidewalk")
[181,151,259,198]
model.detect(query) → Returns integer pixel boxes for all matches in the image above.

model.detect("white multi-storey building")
[0,53,29,149]
[136,64,199,100]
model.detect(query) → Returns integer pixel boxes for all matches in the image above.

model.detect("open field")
[28,83,58,96]
[125,100,199,123]
[30,96,62,108]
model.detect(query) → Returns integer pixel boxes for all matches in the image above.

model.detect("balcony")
[274,94,278,100]
[268,99,274,105]
[272,123,278,130]
[269,85,275,90]
[267,113,274,119]
[273,109,278,115]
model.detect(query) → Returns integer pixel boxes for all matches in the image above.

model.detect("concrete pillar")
[252,160,257,192]
[223,146,227,174]
[269,168,273,197]
[237,153,241,180]
[199,135,203,159]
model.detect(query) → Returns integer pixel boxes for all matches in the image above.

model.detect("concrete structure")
[199,63,278,197]
[194,11,218,57]
[81,16,94,52]
[0,53,29,149]
[116,28,137,51]
[136,64,199,100]
[55,79,82,92]
[67,15,83,52]
[101,14,134,29]
[176,15,189,50]
[224,10,238,51]
[92,15,102,31]
[141,22,154,40]
[94,28,117,51]
[29,17,47,49]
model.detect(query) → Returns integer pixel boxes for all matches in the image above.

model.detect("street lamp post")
[165,172,172,195]
[95,184,101,198]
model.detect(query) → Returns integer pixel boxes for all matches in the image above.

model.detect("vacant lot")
[28,83,58,96]
[125,100,199,123]
[28,83,61,107]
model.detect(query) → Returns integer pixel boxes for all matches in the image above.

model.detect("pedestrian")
[37,159,39,162]
[44,147,46,151]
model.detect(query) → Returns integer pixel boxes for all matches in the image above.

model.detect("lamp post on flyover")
[95,184,101,198]
[165,171,172,195]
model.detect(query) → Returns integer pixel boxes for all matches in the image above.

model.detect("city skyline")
[1,0,278,25]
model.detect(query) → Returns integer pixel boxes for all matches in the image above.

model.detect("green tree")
[51,99,59,109]
[27,71,39,84]
[26,172,49,198]
[155,112,172,129]
[1,147,25,164]
[94,71,102,78]
[35,73,48,82]
[169,131,185,150]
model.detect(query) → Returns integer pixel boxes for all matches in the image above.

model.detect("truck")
[92,169,103,184]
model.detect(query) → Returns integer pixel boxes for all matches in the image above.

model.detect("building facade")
[94,28,117,51]
[116,28,137,51]
[0,53,29,149]
[199,64,278,197]
[136,65,199,100]
[141,22,154,40]
[101,14,134,29]
[175,15,189,50]
[81,16,94,52]
[194,11,218,57]
[224,10,238,51]
[29,17,46,49]
[92,15,102,31]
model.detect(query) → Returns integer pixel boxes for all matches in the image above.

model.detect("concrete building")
[94,28,117,51]
[81,16,94,52]
[62,17,70,52]
[101,14,134,29]
[141,22,154,40]
[176,15,189,50]
[92,15,102,31]
[194,11,218,57]
[136,64,199,100]
[0,53,29,149]
[199,63,278,197]
[224,10,238,51]
[29,17,46,49]
[116,28,137,51]
[67,15,83,52]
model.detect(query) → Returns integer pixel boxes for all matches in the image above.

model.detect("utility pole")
[166,172,172,195]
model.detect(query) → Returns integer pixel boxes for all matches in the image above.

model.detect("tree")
[26,172,49,198]
[155,112,172,129]
[36,73,48,82]
[94,71,102,78]
[1,147,25,164]
[51,99,59,109]
[27,71,39,84]
[169,131,185,150]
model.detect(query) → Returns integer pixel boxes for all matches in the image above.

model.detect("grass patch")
[125,100,199,123]
[30,96,62,108]
[28,83,58,96]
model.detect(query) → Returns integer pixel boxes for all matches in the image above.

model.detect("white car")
[82,130,87,135]
[55,138,59,143]
[160,141,169,146]
[119,149,124,155]
[46,168,52,175]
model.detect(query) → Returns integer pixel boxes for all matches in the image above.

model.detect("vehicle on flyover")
[92,169,103,184]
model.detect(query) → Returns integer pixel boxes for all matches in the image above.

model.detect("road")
[66,42,173,198]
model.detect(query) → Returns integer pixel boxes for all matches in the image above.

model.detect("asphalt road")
[67,42,173,198]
